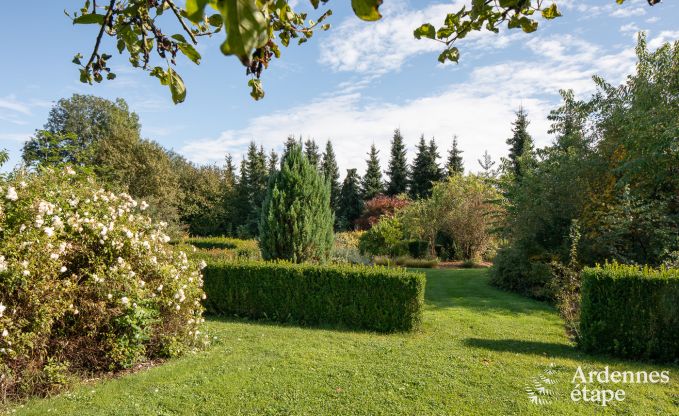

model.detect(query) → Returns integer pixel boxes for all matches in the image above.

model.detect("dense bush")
[331,231,368,264]
[489,247,554,300]
[355,195,409,230]
[203,261,425,332]
[259,144,334,262]
[358,215,407,257]
[579,264,679,362]
[0,167,206,402]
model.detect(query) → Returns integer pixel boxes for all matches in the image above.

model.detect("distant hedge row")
[580,264,679,362]
[203,261,425,332]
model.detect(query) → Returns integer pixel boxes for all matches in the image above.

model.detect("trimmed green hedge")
[580,264,679,362]
[203,261,426,332]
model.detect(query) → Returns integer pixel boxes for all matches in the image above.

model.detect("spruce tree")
[385,128,408,196]
[409,136,441,199]
[259,143,334,263]
[361,144,384,200]
[505,106,534,179]
[283,136,299,158]
[338,169,363,230]
[268,149,279,175]
[446,135,464,176]
[222,154,238,235]
[478,150,497,178]
[304,139,321,168]
[321,140,341,222]
[239,142,269,237]
[427,137,443,182]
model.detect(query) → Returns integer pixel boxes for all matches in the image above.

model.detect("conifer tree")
[259,143,334,263]
[283,135,299,158]
[268,149,279,175]
[338,169,363,230]
[385,128,409,196]
[321,140,341,221]
[478,150,497,179]
[505,106,534,180]
[446,135,464,176]
[361,144,384,200]
[222,154,238,234]
[238,142,269,237]
[304,139,321,168]
[409,135,441,199]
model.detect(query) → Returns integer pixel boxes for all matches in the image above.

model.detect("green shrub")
[259,144,334,263]
[489,247,554,300]
[203,261,425,332]
[398,257,439,269]
[407,240,429,259]
[0,167,206,402]
[331,231,368,264]
[358,216,407,257]
[579,264,679,362]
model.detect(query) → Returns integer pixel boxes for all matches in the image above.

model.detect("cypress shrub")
[580,263,679,362]
[203,261,426,332]
[259,143,334,263]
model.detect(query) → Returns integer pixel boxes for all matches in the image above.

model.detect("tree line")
[20,96,484,237]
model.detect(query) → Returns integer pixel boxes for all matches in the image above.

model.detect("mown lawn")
[9,269,679,415]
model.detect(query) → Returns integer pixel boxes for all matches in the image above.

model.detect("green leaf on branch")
[438,47,459,64]
[150,67,187,104]
[351,0,382,22]
[185,0,210,23]
[208,13,223,27]
[172,34,202,64]
[519,17,538,33]
[248,78,265,100]
[73,13,105,25]
[414,23,436,40]
[216,0,268,65]
[541,3,562,19]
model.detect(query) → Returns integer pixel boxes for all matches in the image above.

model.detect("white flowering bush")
[0,167,207,401]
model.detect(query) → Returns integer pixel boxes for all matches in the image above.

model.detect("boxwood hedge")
[580,264,679,362]
[203,261,425,332]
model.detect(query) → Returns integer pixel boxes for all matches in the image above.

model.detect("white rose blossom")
[5,187,18,201]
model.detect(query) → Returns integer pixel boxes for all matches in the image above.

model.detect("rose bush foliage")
[0,167,207,400]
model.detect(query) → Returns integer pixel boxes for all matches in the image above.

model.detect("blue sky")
[1,0,677,175]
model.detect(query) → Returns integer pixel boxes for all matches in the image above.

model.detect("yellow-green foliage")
[180,237,260,262]
[203,261,425,332]
[580,263,679,362]
[0,167,206,401]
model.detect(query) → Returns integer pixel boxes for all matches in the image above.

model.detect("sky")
[1,0,677,176]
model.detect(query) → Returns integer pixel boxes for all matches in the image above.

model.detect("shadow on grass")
[465,337,579,359]
[203,314,413,336]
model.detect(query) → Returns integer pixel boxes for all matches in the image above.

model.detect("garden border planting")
[203,261,425,332]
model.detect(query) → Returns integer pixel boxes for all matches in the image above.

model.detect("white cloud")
[0,96,32,115]
[180,32,639,175]
[0,133,31,143]
[318,0,518,75]
[645,16,660,24]
[620,22,641,34]
[648,30,679,50]
[611,6,646,18]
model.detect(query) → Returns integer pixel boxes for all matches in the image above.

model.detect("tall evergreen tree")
[385,128,409,196]
[505,106,534,179]
[361,144,384,200]
[338,169,363,230]
[259,143,334,263]
[427,137,443,182]
[238,142,269,237]
[409,135,441,199]
[222,154,238,235]
[283,135,299,158]
[446,135,464,176]
[478,150,497,178]
[321,140,341,221]
[304,139,321,168]
[268,149,279,175]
